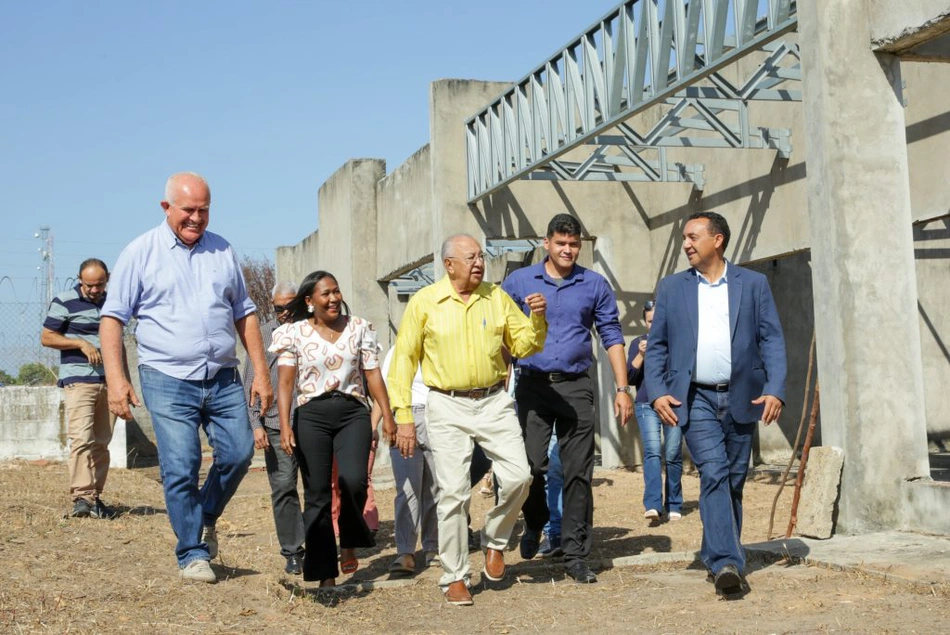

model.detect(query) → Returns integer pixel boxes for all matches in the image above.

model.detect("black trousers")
[516,373,595,563]
[294,394,375,582]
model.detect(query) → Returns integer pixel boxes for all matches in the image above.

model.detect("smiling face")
[543,231,581,275]
[444,235,485,292]
[306,276,343,323]
[682,218,724,271]
[161,174,210,247]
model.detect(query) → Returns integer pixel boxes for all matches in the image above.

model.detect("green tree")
[17,363,57,386]
[0,369,16,386]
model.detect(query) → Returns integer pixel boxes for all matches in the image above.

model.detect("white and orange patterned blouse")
[269,316,380,407]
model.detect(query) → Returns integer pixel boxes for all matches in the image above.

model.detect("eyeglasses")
[450,253,486,265]
[273,304,289,313]
[644,300,656,310]
[81,281,107,290]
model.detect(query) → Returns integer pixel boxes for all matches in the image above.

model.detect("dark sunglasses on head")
[273,304,289,313]
[644,300,656,310]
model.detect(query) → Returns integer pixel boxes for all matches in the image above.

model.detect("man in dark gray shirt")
[243,281,304,575]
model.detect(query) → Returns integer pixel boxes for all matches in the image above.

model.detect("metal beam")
[466,0,799,203]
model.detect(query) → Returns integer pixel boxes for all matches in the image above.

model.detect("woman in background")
[628,300,684,522]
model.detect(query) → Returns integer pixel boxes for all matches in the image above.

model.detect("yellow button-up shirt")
[387,275,547,424]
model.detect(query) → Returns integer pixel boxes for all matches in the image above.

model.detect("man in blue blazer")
[644,211,786,596]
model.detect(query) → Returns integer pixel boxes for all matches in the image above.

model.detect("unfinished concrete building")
[277,0,950,537]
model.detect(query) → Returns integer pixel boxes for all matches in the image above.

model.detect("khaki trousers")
[426,389,531,588]
[64,383,116,502]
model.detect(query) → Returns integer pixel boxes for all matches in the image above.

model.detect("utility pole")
[35,226,54,367]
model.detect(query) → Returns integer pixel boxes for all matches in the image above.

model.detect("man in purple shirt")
[100,172,272,584]
[502,214,633,583]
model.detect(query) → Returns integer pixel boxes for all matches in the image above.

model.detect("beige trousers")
[425,389,531,588]
[64,383,116,502]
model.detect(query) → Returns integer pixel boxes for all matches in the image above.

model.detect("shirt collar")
[159,219,205,250]
[694,260,729,286]
[537,257,583,283]
[433,275,491,303]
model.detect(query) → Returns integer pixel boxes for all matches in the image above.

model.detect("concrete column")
[428,79,511,275]
[798,0,930,533]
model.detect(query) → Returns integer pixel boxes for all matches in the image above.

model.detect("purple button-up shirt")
[102,221,257,381]
[502,258,624,374]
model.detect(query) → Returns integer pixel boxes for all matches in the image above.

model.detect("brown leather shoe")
[444,580,473,606]
[483,548,505,581]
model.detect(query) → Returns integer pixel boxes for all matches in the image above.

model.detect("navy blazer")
[643,264,787,424]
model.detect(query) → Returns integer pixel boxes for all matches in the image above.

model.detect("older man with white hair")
[100,172,272,583]
[387,233,547,606]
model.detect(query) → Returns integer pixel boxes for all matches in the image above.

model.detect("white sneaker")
[180,559,216,583]
[669,511,682,521]
[202,525,218,559]
[425,550,440,567]
[644,509,660,520]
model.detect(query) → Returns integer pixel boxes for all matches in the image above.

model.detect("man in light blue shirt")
[100,172,273,584]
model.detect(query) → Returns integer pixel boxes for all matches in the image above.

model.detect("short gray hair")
[271,281,297,297]
[440,233,478,261]
[164,172,209,204]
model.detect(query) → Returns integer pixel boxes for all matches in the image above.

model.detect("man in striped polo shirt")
[41,258,118,519]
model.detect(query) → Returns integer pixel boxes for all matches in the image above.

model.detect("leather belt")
[520,368,588,383]
[692,382,730,392]
[429,382,505,400]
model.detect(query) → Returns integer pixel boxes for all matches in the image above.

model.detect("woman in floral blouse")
[270,270,396,586]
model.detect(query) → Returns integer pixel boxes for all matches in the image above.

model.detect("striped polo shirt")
[42,284,107,387]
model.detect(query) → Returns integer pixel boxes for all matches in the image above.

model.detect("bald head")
[442,233,485,293]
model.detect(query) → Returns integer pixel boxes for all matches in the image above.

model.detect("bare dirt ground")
[2,458,948,634]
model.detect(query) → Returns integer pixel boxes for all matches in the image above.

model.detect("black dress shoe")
[468,527,480,553]
[285,554,303,575]
[520,529,541,560]
[565,560,597,584]
[713,564,742,594]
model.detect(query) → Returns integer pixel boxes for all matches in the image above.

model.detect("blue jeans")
[139,365,254,567]
[543,431,563,537]
[636,402,683,513]
[683,385,754,575]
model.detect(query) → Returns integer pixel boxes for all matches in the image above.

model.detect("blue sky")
[0,0,618,305]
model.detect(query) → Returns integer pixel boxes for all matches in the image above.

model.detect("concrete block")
[0,386,66,461]
[796,446,845,539]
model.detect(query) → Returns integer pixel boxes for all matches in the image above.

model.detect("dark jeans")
[683,385,754,575]
[294,394,375,581]
[263,427,305,558]
[516,373,595,563]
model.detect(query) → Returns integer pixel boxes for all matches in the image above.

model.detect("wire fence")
[0,301,60,385]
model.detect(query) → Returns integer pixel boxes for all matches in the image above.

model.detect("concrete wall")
[376,144,433,282]
[0,386,127,468]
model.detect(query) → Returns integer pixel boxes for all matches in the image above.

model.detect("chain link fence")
[0,300,59,386]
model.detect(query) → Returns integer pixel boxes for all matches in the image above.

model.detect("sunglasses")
[273,304,290,313]
[644,300,656,310]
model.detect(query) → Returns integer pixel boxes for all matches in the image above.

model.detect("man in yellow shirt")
[387,233,547,606]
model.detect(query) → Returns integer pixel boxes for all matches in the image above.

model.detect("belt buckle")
[549,372,565,382]
[715,382,728,392]
[469,388,487,399]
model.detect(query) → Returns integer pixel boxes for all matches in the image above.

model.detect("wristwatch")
[616,386,632,394]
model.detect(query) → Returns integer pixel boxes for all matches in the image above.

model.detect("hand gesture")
[752,394,783,425]
[637,339,647,355]
[524,292,546,316]
[395,424,417,459]
[78,340,102,365]
[253,426,270,450]
[279,424,296,457]
[652,394,681,426]
[107,378,140,421]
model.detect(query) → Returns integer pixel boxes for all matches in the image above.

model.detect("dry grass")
[1,459,947,634]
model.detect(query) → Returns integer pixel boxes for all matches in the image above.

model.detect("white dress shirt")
[694,263,731,385]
